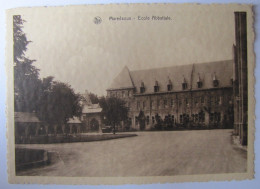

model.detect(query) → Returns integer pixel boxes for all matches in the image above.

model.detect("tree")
[99,97,128,134]
[37,81,82,134]
[13,15,41,112]
[88,92,99,104]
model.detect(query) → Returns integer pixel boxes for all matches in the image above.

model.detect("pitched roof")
[15,112,41,123]
[107,66,134,90]
[67,116,81,124]
[82,104,102,114]
[109,60,233,94]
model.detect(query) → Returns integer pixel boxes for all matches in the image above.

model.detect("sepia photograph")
[6,4,254,184]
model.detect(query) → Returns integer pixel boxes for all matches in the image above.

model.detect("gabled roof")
[107,66,134,90]
[108,60,233,94]
[15,112,41,123]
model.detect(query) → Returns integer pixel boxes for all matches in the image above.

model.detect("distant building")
[233,12,248,145]
[107,60,234,130]
[80,91,103,132]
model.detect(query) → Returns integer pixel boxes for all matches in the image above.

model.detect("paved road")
[16,129,247,176]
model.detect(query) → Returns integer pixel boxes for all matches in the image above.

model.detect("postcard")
[6,3,255,184]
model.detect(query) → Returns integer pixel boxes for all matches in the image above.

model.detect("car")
[101,126,112,133]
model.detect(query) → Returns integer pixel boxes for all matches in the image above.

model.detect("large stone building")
[107,60,234,130]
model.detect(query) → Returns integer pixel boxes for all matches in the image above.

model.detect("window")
[213,80,219,87]
[151,100,154,109]
[146,116,149,124]
[140,87,145,93]
[152,116,155,124]
[170,99,174,107]
[215,96,220,105]
[180,115,183,123]
[185,98,189,105]
[157,100,160,109]
[137,101,140,110]
[208,96,212,105]
[167,84,172,91]
[197,81,202,88]
[210,113,214,122]
[154,86,159,92]
[140,82,145,93]
[201,96,205,104]
[164,100,167,108]
[154,81,159,92]
[135,116,138,125]
[143,101,146,110]
[198,111,205,122]
[179,99,182,106]
[194,97,198,105]
[122,91,125,97]
[182,83,187,90]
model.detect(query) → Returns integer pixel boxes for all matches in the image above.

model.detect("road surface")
[16,129,247,176]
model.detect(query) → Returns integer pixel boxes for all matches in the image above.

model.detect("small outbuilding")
[15,112,41,138]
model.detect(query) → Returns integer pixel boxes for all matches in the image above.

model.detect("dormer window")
[182,77,187,90]
[197,74,202,88]
[213,73,219,87]
[167,78,172,91]
[154,80,159,92]
[140,81,145,93]
[197,82,202,88]
[213,80,219,87]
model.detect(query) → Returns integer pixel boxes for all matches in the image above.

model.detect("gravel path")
[16,129,247,176]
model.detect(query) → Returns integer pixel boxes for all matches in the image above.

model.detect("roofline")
[129,59,233,73]
[106,86,135,91]
[134,86,233,96]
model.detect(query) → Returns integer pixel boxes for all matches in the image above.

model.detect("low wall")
[15,148,50,171]
[15,133,137,144]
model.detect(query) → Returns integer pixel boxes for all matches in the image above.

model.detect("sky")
[21,5,237,96]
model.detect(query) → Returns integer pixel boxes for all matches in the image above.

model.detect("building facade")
[107,60,234,130]
[233,12,248,145]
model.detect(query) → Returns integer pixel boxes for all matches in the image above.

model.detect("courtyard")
[16,129,247,176]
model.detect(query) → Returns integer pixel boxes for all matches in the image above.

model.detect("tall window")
[201,96,205,104]
[194,97,198,105]
[146,116,149,124]
[157,100,160,109]
[151,100,154,109]
[137,101,140,110]
[170,99,174,107]
[215,96,220,105]
[163,99,167,108]
[185,98,189,106]
[143,101,146,110]
[179,99,182,106]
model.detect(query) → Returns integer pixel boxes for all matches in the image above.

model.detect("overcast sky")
[21,5,236,96]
